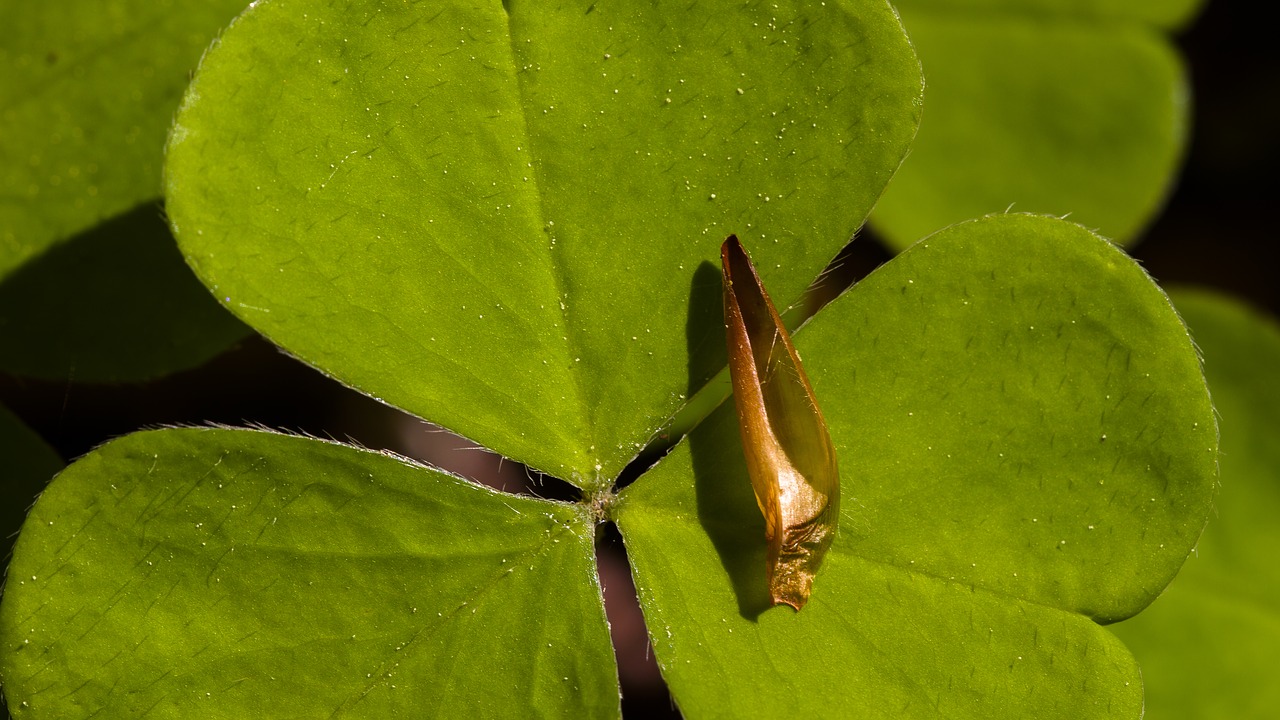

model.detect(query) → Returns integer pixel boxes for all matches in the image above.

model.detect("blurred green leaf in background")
[870,0,1202,250]
[1112,289,1280,719]
[0,0,250,381]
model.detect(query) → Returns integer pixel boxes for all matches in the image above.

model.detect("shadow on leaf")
[0,202,249,383]
[685,261,772,620]
[684,262,727,391]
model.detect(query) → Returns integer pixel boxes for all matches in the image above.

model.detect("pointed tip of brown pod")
[721,234,741,264]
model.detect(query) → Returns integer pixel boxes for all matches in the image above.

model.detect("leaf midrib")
[493,5,600,488]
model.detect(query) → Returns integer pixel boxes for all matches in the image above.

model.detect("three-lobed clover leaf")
[0,0,1218,717]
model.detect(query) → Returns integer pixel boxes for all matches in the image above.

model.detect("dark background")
[2,0,1275,716]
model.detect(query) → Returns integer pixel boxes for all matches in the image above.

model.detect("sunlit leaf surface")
[0,429,617,718]
[164,0,922,486]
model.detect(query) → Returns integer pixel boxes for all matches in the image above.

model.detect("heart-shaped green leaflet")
[163,0,923,488]
[0,428,617,718]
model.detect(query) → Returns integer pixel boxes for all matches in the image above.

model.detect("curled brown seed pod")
[721,235,840,610]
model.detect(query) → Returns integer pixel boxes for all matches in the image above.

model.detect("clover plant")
[0,0,1223,717]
